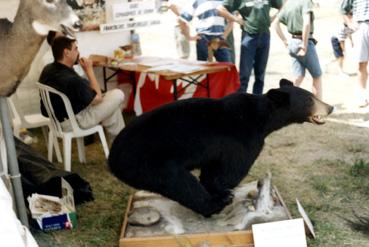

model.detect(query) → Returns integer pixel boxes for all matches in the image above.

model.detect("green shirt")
[278,0,315,35]
[222,0,283,34]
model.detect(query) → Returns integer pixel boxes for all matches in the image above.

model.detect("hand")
[189,34,200,41]
[79,57,93,71]
[235,16,244,26]
[348,21,359,31]
[297,46,306,56]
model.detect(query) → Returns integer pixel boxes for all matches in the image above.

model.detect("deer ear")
[279,78,294,87]
[267,89,290,107]
[32,21,54,35]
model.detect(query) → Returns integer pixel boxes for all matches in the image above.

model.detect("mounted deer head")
[0,0,81,96]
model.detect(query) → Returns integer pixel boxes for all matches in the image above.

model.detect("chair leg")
[13,124,20,139]
[47,131,62,163]
[53,133,62,163]
[76,137,86,163]
[47,131,54,162]
[41,126,48,143]
[63,137,72,171]
[98,129,109,158]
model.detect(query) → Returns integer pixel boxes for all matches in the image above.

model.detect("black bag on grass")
[15,137,94,205]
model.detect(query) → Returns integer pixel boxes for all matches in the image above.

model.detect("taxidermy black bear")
[109,79,333,217]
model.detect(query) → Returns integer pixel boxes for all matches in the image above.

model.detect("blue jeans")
[196,34,232,62]
[239,32,270,94]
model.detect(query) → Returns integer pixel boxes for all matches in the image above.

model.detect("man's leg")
[239,32,257,93]
[354,23,369,106]
[358,61,368,92]
[196,35,209,61]
[305,40,323,99]
[253,33,270,94]
[291,58,305,87]
[294,76,304,87]
[312,76,323,100]
[358,61,368,106]
[76,89,125,138]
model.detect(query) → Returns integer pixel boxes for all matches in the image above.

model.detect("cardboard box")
[28,178,77,231]
[119,186,291,247]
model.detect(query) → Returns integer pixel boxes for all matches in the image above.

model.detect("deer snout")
[328,105,334,115]
[73,21,83,30]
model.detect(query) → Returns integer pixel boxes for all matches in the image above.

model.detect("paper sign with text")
[252,218,307,247]
[100,19,161,33]
[113,0,156,21]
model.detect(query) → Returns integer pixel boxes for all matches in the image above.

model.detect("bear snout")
[309,98,334,125]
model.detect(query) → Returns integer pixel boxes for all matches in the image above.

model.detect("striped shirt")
[335,24,355,41]
[341,0,369,22]
[180,0,225,36]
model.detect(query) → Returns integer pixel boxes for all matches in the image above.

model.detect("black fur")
[109,79,332,217]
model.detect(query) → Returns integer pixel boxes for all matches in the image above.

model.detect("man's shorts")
[288,38,322,78]
[355,22,369,62]
[331,36,344,58]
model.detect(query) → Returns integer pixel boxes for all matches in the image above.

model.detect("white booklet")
[147,64,204,74]
[252,218,307,247]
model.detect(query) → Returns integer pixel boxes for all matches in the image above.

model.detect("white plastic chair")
[36,82,109,171]
[7,97,62,163]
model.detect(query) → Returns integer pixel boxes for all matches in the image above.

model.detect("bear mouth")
[310,115,326,125]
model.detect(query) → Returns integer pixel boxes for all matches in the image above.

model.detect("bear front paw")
[212,190,234,206]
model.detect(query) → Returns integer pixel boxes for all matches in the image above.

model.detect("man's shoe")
[84,134,95,146]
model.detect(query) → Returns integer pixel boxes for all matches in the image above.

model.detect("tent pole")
[0,97,29,227]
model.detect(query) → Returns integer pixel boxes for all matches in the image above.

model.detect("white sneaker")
[338,71,350,79]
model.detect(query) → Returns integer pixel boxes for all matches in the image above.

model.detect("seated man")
[39,36,125,143]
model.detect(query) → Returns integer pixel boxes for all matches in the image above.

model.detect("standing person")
[39,36,125,143]
[341,0,369,107]
[217,0,284,94]
[168,0,192,59]
[329,15,355,76]
[272,0,323,99]
[331,15,355,75]
[179,0,232,62]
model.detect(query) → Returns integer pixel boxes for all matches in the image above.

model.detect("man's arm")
[272,16,288,47]
[79,57,102,105]
[178,18,199,40]
[178,3,199,41]
[168,2,180,16]
[343,14,358,30]
[223,21,234,38]
[216,5,244,26]
[298,11,312,56]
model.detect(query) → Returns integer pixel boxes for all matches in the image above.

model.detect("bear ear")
[280,78,294,87]
[267,89,290,107]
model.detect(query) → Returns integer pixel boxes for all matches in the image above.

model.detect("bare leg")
[358,62,368,91]
[358,62,368,107]
[338,56,344,73]
[312,76,322,100]
[294,76,304,87]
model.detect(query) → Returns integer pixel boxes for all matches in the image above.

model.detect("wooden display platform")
[119,186,291,247]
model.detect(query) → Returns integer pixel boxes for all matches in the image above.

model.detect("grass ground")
[29,112,369,247]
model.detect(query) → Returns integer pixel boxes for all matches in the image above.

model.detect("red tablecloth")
[118,62,240,114]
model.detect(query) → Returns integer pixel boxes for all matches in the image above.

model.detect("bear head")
[266,79,334,125]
